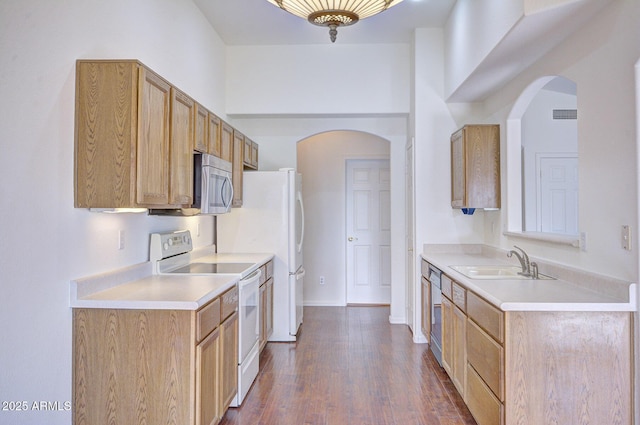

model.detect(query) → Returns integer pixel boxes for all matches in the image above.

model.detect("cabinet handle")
[348,236,358,242]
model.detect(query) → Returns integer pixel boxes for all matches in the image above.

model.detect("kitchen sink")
[449,265,555,280]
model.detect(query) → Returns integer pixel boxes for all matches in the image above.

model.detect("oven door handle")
[240,268,262,287]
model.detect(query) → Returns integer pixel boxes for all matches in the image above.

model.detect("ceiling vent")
[553,109,577,120]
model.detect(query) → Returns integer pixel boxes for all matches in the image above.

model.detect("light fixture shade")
[267,0,404,42]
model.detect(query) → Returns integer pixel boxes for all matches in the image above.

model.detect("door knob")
[348,236,358,242]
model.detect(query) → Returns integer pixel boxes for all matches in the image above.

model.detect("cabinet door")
[196,327,221,425]
[220,311,238,412]
[259,283,267,351]
[169,88,194,206]
[243,137,252,165]
[441,296,453,376]
[208,113,222,158]
[266,278,273,339]
[421,277,430,342]
[220,121,233,163]
[194,103,208,153]
[231,130,244,207]
[136,66,171,206]
[452,305,467,397]
[75,61,138,208]
[451,129,465,208]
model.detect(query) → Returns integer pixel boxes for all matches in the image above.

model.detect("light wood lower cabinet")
[73,288,238,425]
[438,272,634,425]
[259,260,274,352]
[442,282,467,398]
[220,311,238,413]
[196,327,221,425]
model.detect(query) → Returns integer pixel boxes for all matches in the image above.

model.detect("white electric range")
[150,230,262,407]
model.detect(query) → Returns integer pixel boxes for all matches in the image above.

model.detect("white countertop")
[422,252,636,312]
[72,274,239,310]
[70,251,274,310]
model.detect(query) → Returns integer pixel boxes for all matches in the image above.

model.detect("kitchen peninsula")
[69,251,273,425]
[422,244,635,425]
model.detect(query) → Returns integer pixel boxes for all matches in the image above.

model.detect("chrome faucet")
[507,245,536,277]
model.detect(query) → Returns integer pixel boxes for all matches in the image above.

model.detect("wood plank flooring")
[220,306,477,425]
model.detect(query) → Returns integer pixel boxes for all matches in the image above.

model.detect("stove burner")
[168,262,255,275]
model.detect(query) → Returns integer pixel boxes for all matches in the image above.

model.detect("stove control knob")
[163,242,169,251]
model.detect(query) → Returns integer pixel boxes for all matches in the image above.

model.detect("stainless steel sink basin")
[449,265,554,280]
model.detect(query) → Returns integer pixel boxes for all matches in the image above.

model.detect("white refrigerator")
[217,169,305,342]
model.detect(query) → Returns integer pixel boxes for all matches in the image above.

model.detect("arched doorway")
[297,130,391,306]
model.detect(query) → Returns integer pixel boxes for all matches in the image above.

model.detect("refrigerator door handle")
[296,191,305,253]
[293,267,306,280]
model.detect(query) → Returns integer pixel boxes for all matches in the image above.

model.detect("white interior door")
[346,159,391,304]
[538,155,579,235]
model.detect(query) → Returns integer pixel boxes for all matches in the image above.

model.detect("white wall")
[444,0,523,98]
[297,131,390,306]
[226,44,411,115]
[0,1,227,424]
[481,0,639,279]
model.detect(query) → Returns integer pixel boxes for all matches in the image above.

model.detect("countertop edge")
[421,251,637,312]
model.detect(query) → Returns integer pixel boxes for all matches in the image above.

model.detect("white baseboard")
[388,315,406,324]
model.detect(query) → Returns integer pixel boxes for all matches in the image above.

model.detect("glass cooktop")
[168,262,254,275]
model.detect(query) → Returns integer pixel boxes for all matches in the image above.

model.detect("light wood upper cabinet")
[208,113,222,158]
[136,67,171,206]
[451,124,500,210]
[220,121,233,163]
[169,88,194,206]
[231,130,244,207]
[75,59,258,211]
[75,60,192,209]
[194,102,209,153]
[243,137,259,170]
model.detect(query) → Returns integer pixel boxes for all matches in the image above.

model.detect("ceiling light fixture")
[267,0,405,43]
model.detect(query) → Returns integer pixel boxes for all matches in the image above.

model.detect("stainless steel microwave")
[195,153,233,215]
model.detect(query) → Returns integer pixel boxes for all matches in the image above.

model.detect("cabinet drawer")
[441,274,453,300]
[196,298,221,342]
[467,319,503,401]
[452,282,466,312]
[466,364,503,425]
[421,260,429,278]
[467,291,503,343]
[221,286,238,321]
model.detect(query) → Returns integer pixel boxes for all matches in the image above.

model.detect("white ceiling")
[193,0,457,45]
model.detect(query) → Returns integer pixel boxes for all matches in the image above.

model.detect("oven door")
[238,269,261,363]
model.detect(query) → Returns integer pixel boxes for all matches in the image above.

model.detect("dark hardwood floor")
[220,306,477,425]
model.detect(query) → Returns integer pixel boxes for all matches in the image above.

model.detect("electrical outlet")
[319,276,325,285]
[118,230,125,250]
[622,225,632,251]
